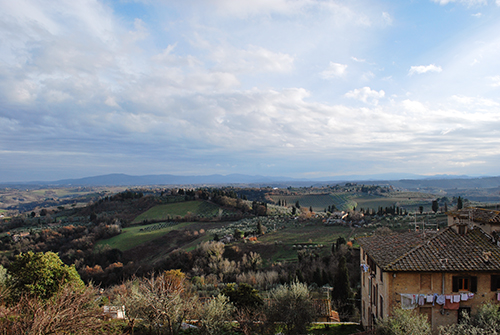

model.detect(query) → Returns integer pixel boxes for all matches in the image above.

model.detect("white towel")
[453,294,461,303]
[461,293,468,301]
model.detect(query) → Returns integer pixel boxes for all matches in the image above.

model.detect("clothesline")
[399,293,475,310]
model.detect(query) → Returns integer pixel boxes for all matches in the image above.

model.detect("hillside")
[0,184,492,288]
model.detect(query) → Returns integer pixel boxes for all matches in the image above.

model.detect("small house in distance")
[357,223,500,334]
[447,207,500,236]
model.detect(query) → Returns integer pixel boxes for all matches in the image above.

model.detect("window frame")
[452,276,477,293]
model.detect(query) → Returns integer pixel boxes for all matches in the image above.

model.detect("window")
[491,275,500,291]
[452,276,477,292]
[380,296,384,318]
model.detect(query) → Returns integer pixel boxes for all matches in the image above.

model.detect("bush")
[439,303,500,334]
[6,251,83,301]
[266,281,316,335]
[197,294,234,335]
[376,308,431,335]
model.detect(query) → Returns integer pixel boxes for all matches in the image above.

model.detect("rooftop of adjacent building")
[357,224,500,272]
[448,208,500,224]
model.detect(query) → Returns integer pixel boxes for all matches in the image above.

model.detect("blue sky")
[1,0,500,182]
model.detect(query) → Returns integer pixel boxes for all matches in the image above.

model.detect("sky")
[1,0,500,182]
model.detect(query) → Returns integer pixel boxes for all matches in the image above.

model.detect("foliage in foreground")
[439,303,500,335]
[266,281,317,335]
[6,251,83,301]
[0,283,106,335]
[375,308,431,335]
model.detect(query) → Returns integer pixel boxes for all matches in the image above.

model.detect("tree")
[132,270,198,335]
[221,283,263,310]
[432,200,438,213]
[266,281,316,335]
[332,255,354,319]
[256,221,266,235]
[198,294,234,335]
[6,251,83,301]
[333,236,346,253]
[376,307,431,335]
[419,206,424,214]
[457,196,463,210]
[0,283,103,335]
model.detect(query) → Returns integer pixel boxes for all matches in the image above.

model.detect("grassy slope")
[96,191,446,265]
[96,222,193,251]
[132,201,220,223]
[271,194,356,212]
[271,191,437,213]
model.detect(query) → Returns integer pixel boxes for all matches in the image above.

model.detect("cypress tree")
[332,255,354,319]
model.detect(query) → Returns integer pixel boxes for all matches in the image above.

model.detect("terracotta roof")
[357,226,500,272]
[449,208,500,224]
[357,231,426,268]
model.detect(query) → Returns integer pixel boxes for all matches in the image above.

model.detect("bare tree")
[123,270,198,335]
[0,284,103,335]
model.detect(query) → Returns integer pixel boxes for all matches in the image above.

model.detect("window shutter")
[470,276,477,293]
[452,276,459,292]
[491,275,499,291]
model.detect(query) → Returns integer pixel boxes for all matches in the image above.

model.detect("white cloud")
[345,87,385,105]
[320,62,348,79]
[208,0,308,17]
[489,75,500,87]
[361,71,375,81]
[382,12,393,25]
[451,95,500,107]
[408,64,443,75]
[351,57,366,63]
[212,45,294,74]
[432,0,488,6]
[472,12,482,17]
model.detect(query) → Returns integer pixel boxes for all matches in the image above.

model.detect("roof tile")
[357,226,500,272]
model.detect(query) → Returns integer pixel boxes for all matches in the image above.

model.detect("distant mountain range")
[1,173,499,189]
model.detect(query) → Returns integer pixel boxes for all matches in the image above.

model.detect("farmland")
[132,200,224,223]
[270,193,356,211]
[269,190,435,213]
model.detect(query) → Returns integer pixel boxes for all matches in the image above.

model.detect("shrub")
[266,281,316,335]
[376,308,430,335]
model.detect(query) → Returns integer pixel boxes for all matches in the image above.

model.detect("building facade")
[358,224,500,334]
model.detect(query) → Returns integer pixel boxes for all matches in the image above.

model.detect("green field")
[96,222,193,251]
[354,191,435,213]
[258,225,353,245]
[271,193,356,212]
[271,191,437,213]
[132,201,220,223]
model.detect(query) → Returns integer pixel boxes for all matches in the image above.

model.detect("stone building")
[357,223,500,334]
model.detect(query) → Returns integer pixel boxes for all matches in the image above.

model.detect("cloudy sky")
[1,0,500,182]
